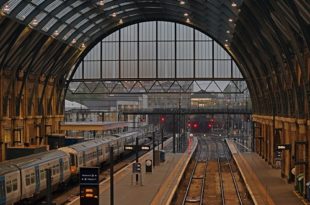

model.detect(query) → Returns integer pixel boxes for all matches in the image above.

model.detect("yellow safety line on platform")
[151,138,198,205]
[226,140,276,205]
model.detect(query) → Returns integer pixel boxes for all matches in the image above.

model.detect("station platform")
[226,139,304,205]
[68,138,198,205]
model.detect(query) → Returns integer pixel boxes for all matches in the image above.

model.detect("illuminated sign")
[276,144,291,151]
[140,145,150,151]
[80,167,99,205]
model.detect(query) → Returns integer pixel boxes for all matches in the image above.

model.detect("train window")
[6,181,12,193]
[64,161,69,170]
[52,165,56,175]
[26,175,31,186]
[56,165,60,174]
[12,179,17,191]
[40,170,45,180]
[30,173,35,184]
[70,153,76,166]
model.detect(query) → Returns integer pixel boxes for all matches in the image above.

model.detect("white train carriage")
[0,150,70,205]
[0,163,21,205]
[13,150,71,200]
[59,139,110,174]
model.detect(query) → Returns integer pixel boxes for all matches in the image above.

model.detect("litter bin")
[160,150,165,162]
[296,174,304,194]
[306,182,310,201]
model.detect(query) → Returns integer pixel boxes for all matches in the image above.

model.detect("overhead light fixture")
[232,2,237,7]
[53,30,59,37]
[180,1,185,5]
[2,4,10,13]
[184,13,188,17]
[186,18,190,23]
[225,39,228,42]
[228,18,233,22]
[224,43,229,47]
[226,30,230,34]
[71,38,77,44]
[111,12,117,17]
[119,19,123,24]
[30,18,38,27]
[97,0,105,6]
[81,43,86,49]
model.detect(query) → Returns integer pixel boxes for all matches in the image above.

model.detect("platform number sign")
[80,167,99,205]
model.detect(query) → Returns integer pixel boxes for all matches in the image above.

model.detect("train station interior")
[0,0,309,204]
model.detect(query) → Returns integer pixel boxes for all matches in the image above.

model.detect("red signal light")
[160,116,165,123]
[208,123,212,128]
[193,123,198,129]
[187,122,191,128]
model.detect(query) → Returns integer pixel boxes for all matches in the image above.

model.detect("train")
[0,130,148,205]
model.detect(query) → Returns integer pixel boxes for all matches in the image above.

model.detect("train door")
[59,159,64,183]
[0,176,5,205]
[96,146,100,165]
[34,166,40,194]
[82,151,86,166]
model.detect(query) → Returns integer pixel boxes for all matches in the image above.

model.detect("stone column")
[283,121,291,180]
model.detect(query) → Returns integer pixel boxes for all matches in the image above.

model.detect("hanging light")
[228,18,233,22]
[226,30,230,34]
[111,12,117,17]
[224,43,229,47]
[53,30,59,37]
[225,39,228,42]
[186,18,190,23]
[119,19,123,24]
[80,43,86,49]
[71,38,77,44]
[184,13,188,17]
[231,2,237,7]
[97,0,105,6]
[30,18,38,27]
[180,1,185,5]
[2,4,10,13]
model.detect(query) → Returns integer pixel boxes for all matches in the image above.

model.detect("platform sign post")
[80,167,99,205]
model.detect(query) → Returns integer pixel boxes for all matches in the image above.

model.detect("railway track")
[181,141,207,205]
[217,142,243,205]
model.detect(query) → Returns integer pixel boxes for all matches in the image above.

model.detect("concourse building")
[0,0,309,198]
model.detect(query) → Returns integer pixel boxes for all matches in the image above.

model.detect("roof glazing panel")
[31,0,45,6]
[66,13,80,24]
[5,0,21,14]
[42,17,57,31]
[16,4,35,20]
[45,0,62,12]
[56,7,72,18]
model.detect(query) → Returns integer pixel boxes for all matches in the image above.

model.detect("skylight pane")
[42,18,57,31]
[45,0,62,12]
[81,7,91,13]
[5,0,21,14]
[56,7,72,18]
[35,12,47,23]
[72,1,83,8]
[31,0,45,6]
[63,29,76,40]
[66,13,80,24]
[75,19,88,28]
[16,4,35,20]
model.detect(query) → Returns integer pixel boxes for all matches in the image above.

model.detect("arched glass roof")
[0,0,242,47]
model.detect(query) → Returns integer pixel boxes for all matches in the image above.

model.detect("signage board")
[124,145,135,150]
[276,144,291,151]
[132,162,141,173]
[140,145,150,151]
[80,167,99,205]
